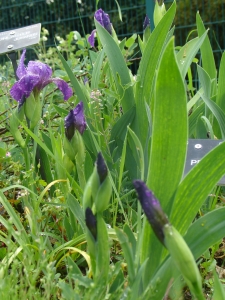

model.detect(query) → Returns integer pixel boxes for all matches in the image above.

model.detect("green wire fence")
[0,0,224,69]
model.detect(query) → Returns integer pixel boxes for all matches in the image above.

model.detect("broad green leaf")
[128,127,145,180]
[188,102,204,137]
[196,114,207,138]
[216,52,225,112]
[171,141,225,234]
[96,215,109,284]
[196,12,217,95]
[130,259,149,300]
[67,193,86,232]
[201,116,214,139]
[117,132,128,193]
[213,270,225,299]
[91,49,105,89]
[36,144,54,195]
[0,148,6,157]
[142,37,187,283]
[185,208,225,259]
[176,31,208,80]
[197,65,211,98]
[134,1,176,147]
[95,20,135,113]
[138,35,144,54]
[136,1,176,99]
[108,265,124,293]
[41,131,53,153]
[123,224,136,258]
[187,88,202,112]
[115,227,135,284]
[148,36,187,213]
[53,104,68,117]
[200,92,225,139]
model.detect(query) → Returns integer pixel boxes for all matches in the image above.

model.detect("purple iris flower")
[88,8,112,47]
[10,49,73,103]
[64,101,87,140]
[88,30,96,48]
[95,8,112,34]
[143,15,150,30]
[133,180,169,245]
[96,152,108,184]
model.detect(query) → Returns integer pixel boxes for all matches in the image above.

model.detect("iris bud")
[24,93,42,129]
[154,0,166,27]
[93,153,112,213]
[164,224,204,299]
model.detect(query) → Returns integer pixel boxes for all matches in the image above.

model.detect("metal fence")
[0,0,225,69]
[0,0,146,46]
[166,0,225,68]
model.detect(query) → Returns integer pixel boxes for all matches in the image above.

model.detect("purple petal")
[88,30,96,47]
[51,78,73,100]
[95,9,112,35]
[10,82,24,102]
[95,9,104,26]
[83,77,89,85]
[16,49,27,79]
[133,180,169,245]
[64,101,86,139]
[10,74,40,102]
[102,11,112,34]
[73,101,87,134]
[27,61,52,90]
[65,110,75,140]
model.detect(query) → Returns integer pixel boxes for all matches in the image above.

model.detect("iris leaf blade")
[95,20,135,113]
[142,36,187,283]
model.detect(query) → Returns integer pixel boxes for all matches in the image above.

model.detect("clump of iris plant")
[10,49,72,103]
[133,180,204,299]
[88,8,112,47]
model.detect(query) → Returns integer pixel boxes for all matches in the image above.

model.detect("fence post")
[146,0,155,30]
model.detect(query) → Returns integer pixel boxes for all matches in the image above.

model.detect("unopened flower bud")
[85,207,97,241]
[94,153,111,213]
[133,180,169,245]
[154,0,166,27]
[164,224,204,299]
